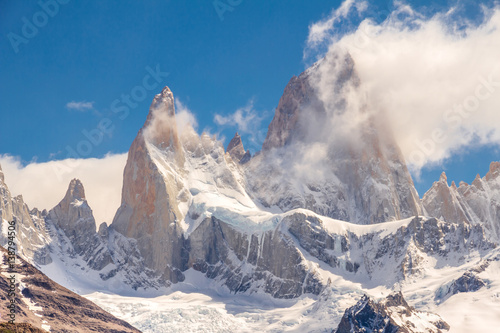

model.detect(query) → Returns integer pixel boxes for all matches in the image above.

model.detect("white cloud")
[305,0,368,59]
[66,101,94,111]
[175,98,198,135]
[0,153,127,227]
[305,0,500,175]
[214,99,269,148]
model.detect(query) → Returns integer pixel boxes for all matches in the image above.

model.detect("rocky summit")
[227,132,251,164]
[334,292,450,333]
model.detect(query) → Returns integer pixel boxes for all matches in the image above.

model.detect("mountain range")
[1,50,499,332]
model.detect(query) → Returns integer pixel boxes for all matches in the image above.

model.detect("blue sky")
[1,0,499,199]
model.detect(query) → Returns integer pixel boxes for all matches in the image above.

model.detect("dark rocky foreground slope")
[0,247,141,333]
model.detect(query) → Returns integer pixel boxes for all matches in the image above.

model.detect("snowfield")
[83,249,500,333]
[84,269,369,333]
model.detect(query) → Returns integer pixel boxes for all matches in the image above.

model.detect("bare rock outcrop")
[423,172,471,224]
[112,86,188,283]
[46,179,113,271]
[226,132,251,164]
[423,162,500,240]
[334,292,449,333]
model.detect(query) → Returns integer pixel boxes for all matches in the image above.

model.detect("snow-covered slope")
[83,248,500,333]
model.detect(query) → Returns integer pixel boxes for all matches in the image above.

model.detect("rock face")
[185,215,324,298]
[447,271,486,294]
[422,173,471,224]
[185,212,492,297]
[0,322,46,333]
[334,292,450,333]
[435,271,486,302]
[226,132,251,164]
[47,179,112,270]
[112,86,189,283]
[43,179,164,291]
[423,163,500,240]
[250,51,422,224]
[0,247,142,333]
[285,214,493,286]
[262,54,349,151]
[109,87,323,295]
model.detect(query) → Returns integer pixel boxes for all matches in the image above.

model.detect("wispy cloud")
[66,101,94,111]
[214,99,269,149]
[305,0,368,61]
[175,98,198,134]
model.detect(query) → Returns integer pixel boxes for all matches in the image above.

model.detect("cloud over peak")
[304,0,500,175]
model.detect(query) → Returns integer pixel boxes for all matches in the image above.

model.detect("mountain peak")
[227,132,242,147]
[472,174,484,189]
[227,132,245,160]
[160,85,172,96]
[112,86,187,274]
[64,178,86,201]
[145,86,175,125]
[157,85,173,101]
[226,132,251,164]
[486,161,500,181]
[141,86,184,154]
[0,162,4,183]
[262,51,358,151]
[439,171,448,183]
[48,178,99,257]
